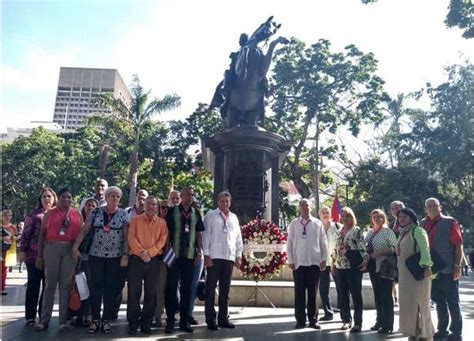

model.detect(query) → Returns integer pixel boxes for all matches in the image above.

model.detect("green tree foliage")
[95,75,181,205]
[1,127,104,218]
[351,61,473,230]
[445,0,474,38]
[362,0,473,38]
[268,38,388,209]
[350,159,440,227]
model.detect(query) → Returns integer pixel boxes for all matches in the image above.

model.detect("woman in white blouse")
[331,207,368,333]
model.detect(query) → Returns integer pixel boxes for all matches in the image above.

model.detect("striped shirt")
[166,205,205,260]
[365,227,397,273]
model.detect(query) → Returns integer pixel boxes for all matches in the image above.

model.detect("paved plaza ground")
[1,269,473,340]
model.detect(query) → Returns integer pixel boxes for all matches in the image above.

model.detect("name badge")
[59,228,66,236]
[185,224,190,233]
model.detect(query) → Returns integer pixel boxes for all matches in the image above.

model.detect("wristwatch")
[123,252,129,257]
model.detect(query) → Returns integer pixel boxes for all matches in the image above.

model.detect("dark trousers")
[293,265,320,325]
[205,259,233,324]
[431,273,463,337]
[127,255,159,326]
[75,259,92,320]
[319,268,334,317]
[88,256,123,321]
[369,270,394,329]
[112,265,127,318]
[25,262,45,321]
[336,269,363,326]
[165,258,194,326]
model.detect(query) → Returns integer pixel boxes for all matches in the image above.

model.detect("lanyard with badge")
[59,210,71,236]
[103,211,116,233]
[220,211,229,233]
[300,218,311,239]
[182,209,191,233]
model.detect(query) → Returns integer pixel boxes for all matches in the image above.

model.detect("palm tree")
[96,75,181,205]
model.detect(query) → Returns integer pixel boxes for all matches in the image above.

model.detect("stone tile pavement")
[1,269,473,340]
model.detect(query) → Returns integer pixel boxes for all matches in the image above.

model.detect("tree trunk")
[311,121,320,213]
[128,130,140,207]
[98,144,111,178]
[286,158,311,199]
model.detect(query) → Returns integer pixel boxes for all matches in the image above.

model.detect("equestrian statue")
[210,16,289,128]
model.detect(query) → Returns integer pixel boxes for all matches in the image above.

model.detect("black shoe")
[207,322,219,331]
[128,324,138,335]
[295,323,305,329]
[370,324,381,331]
[309,322,321,329]
[165,324,174,334]
[319,315,333,321]
[447,334,462,341]
[179,323,194,333]
[434,331,450,339]
[350,325,362,333]
[140,324,152,335]
[101,320,112,334]
[218,320,235,329]
[378,328,393,334]
[189,316,199,325]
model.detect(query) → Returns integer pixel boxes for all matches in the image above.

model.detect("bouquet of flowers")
[240,219,287,282]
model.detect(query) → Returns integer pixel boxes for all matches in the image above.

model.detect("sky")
[2,0,473,146]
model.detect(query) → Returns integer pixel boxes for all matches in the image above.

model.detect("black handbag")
[380,254,398,280]
[405,227,447,281]
[197,268,206,301]
[345,249,364,270]
[1,228,11,252]
[78,209,98,254]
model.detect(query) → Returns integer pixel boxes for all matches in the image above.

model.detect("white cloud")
[3,46,78,92]
[2,46,79,129]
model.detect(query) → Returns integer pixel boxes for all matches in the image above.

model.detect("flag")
[331,197,342,222]
[163,247,177,268]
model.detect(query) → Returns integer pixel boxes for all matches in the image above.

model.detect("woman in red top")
[34,188,82,332]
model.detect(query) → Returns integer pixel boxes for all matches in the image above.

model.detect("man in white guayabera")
[287,199,328,330]
[202,191,243,331]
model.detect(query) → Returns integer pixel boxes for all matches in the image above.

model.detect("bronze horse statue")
[210,17,288,128]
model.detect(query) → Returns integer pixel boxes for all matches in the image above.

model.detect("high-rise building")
[52,67,131,129]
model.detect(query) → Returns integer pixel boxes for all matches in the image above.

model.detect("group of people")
[286,198,465,341]
[1,178,467,340]
[4,179,242,336]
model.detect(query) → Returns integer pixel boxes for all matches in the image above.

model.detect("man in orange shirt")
[127,196,168,335]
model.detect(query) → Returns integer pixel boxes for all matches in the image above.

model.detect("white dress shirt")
[287,215,328,270]
[202,208,243,262]
[324,222,339,267]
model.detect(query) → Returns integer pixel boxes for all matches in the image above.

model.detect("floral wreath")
[240,219,287,281]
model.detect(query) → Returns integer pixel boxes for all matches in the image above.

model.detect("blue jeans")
[189,257,204,317]
[431,273,463,337]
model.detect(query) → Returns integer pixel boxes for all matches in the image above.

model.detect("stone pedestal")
[203,127,291,224]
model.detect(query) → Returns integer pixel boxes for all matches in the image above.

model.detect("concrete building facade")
[52,67,131,129]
